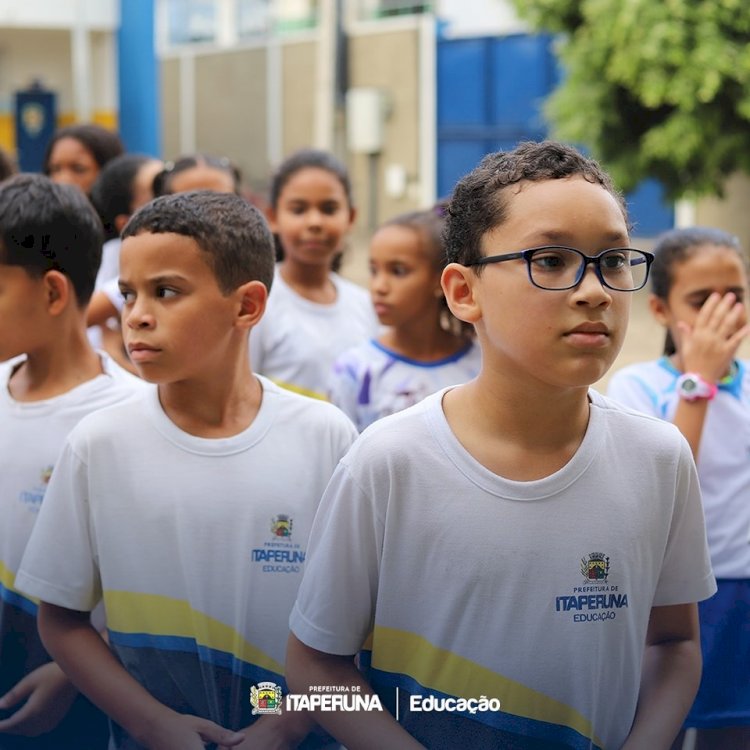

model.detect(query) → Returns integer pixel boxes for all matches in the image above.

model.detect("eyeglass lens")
[528,247,649,291]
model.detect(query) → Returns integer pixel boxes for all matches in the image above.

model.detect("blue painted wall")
[118,0,161,156]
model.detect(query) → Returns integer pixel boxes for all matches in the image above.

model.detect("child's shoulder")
[343,389,442,459]
[589,388,687,450]
[331,273,367,292]
[331,272,373,306]
[0,353,144,413]
[259,375,358,435]
[332,338,382,370]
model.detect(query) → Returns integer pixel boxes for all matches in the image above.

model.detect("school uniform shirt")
[608,357,750,579]
[16,378,357,749]
[329,338,482,431]
[250,268,378,400]
[290,389,716,750]
[0,354,142,747]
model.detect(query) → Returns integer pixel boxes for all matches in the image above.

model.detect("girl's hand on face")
[678,291,750,382]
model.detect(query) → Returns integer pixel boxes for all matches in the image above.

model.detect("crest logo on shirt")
[17,465,54,512]
[271,514,292,539]
[250,681,283,715]
[580,552,610,583]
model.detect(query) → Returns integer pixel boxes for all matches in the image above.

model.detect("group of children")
[0,134,747,749]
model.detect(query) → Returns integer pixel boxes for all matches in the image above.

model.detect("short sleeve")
[606,368,660,416]
[290,459,383,655]
[16,438,102,612]
[652,438,717,606]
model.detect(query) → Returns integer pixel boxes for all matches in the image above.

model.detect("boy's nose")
[573,265,612,305]
[125,302,156,329]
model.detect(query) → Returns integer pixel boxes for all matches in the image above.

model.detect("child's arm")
[86,287,121,327]
[620,602,701,749]
[219,712,315,750]
[285,633,425,750]
[38,602,246,750]
[0,661,77,736]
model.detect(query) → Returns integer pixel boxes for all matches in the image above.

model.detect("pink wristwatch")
[676,373,718,402]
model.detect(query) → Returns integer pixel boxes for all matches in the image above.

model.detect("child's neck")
[9,320,103,402]
[279,259,337,304]
[157,360,262,439]
[378,321,466,362]
[442,373,591,481]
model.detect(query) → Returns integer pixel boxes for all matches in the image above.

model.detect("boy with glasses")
[286,141,716,749]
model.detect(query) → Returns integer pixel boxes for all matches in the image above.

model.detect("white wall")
[0,30,73,108]
[0,0,117,30]
[0,26,117,120]
[437,0,526,37]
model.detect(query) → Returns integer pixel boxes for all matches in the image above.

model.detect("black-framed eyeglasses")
[465,246,655,292]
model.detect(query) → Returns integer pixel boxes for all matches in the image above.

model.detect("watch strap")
[676,372,718,402]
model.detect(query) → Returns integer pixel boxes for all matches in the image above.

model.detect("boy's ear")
[347,205,357,227]
[235,280,268,330]
[648,294,670,326]
[441,263,481,324]
[43,270,71,316]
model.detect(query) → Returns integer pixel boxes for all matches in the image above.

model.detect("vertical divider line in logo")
[395,687,399,721]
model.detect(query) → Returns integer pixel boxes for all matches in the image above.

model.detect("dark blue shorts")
[685,578,750,728]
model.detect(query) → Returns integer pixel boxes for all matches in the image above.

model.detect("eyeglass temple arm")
[467,251,525,267]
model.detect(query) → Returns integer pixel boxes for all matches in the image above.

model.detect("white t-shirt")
[608,357,750,579]
[250,268,378,400]
[290,389,715,750]
[17,378,357,747]
[329,338,482,431]
[95,237,122,291]
[0,354,142,701]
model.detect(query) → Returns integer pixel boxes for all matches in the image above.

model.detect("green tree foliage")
[512,0,750,198]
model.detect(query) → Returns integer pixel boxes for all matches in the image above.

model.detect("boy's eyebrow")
[118,273,189,287]
[533,230,629,246]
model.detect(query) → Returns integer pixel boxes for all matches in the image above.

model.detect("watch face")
[681,377,698,392]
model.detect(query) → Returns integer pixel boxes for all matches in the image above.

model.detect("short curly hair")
[444,141,628,269]
[123,191,274,295]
